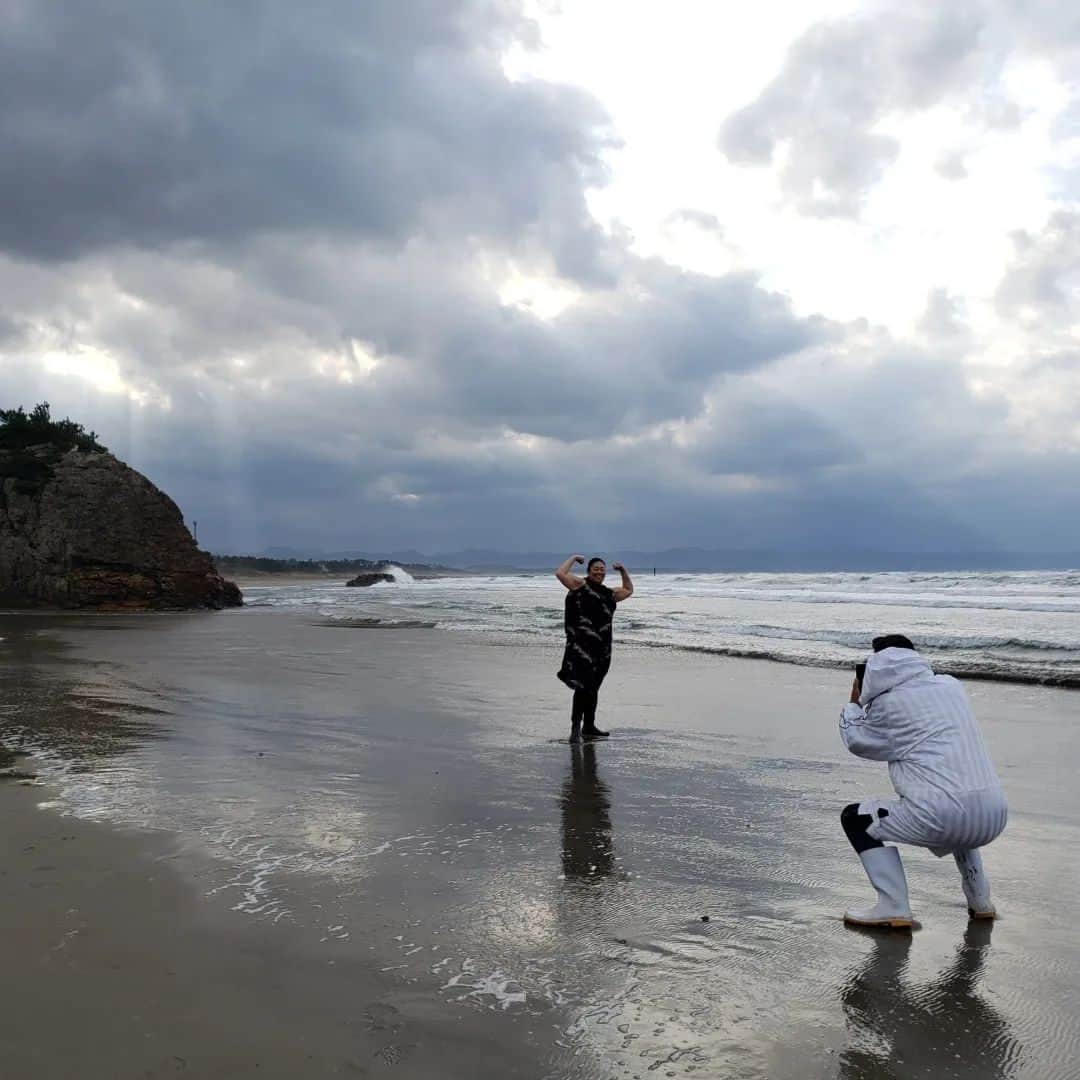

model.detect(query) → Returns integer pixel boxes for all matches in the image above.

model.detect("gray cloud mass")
[0,0,1076,559]
[0,0,615,280]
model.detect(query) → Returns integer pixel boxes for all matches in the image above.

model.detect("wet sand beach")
[0,781,529,1078]
[1,607,1078,1078]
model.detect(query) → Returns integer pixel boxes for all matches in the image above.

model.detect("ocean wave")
[627,640,1080,688]
[241,570,1080,688]
[685,623,1078,653]
[649,591,1080,614]
[314,617,436,629]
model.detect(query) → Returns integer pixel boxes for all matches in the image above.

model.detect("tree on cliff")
[0,402,106,453]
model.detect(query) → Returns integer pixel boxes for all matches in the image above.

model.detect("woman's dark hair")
[872,634,915,652]
[586,557,606,571]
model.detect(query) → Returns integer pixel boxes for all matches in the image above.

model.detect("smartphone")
[855,662,867,683]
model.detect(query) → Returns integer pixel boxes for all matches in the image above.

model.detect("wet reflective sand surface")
[1,608,1077,1078]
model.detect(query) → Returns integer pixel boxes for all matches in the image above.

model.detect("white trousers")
[860,787,1007,857]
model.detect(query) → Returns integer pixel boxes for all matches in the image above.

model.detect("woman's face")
[587,560,606,583]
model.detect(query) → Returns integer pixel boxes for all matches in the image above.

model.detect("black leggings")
[841,802,889,854]
[571,688,599,730]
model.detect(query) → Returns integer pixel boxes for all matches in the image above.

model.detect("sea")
[247,568,1080,687]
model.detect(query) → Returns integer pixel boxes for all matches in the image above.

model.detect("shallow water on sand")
[2,608,1078,1078]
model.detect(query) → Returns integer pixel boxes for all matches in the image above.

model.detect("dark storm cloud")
[684,397,852,478]
[0,227,1056,556]
[757,333,1013,474]
[418,262,826,439]
[3,321,1073,557]
[0,0,615,280]
[0,235,824,443]
[2,1,1077,557]
[0,313,22,345]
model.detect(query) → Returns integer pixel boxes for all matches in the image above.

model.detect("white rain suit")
[839,648,1007,856]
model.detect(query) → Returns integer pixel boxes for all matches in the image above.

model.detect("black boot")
[569,720,582,744]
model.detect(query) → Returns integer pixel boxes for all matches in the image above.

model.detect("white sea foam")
[247,570,1080,685]
[441,959,527,1010]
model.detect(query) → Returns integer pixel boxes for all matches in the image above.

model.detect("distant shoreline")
[214,551,1080,574]
[220,559,1080,576]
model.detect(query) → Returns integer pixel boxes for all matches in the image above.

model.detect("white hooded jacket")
[839,647,1007,854]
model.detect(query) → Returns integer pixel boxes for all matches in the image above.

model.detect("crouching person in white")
[839,634,1007,929]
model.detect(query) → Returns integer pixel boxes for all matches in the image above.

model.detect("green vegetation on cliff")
[0,403,108,490]
[0,402,107,454]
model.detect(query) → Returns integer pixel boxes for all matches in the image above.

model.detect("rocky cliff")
[0,444,242,610]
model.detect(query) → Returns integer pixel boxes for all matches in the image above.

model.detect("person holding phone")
[554,555,634,743]
[838,634,1008,928]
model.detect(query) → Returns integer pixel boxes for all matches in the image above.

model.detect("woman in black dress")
[555,555,634,743]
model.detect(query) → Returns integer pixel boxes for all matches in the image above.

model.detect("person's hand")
[850,678,862,704]
[572,554,585,565]
[613,561,624,572]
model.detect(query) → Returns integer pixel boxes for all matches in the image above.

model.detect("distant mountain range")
[252,546,1080,573]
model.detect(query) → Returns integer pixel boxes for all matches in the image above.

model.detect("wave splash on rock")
[345,564,415,588]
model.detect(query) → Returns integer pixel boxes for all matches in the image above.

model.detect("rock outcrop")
[345,571,395,587]
[0,444,242,610]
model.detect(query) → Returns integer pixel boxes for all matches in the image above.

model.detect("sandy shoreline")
[0,774,541,1079]
[2,609,1078,1077]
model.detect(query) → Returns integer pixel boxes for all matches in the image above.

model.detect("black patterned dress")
[557,580,617,692]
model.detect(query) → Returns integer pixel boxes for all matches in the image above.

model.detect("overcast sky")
[2,0,1078,557]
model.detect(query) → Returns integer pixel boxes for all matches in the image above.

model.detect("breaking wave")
[247,569,1080,688]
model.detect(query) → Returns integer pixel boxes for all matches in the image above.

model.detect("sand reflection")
[839,921,1022,1078]
[0,615,162,768]
[560,743,616,884]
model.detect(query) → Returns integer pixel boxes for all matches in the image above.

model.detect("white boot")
[954,849,996,919]
[844,846,914,928]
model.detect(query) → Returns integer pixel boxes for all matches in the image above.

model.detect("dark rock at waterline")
[0,445,242,610]
[345,572,395,587]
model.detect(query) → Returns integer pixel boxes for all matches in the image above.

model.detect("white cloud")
[510,1,1079,338]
